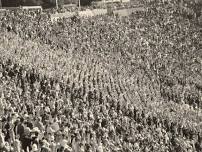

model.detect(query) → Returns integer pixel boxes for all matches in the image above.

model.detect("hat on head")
[60,139,72,151]
[32,127,40,133]
[32,144,38,151]
[50,135,54,141]
[47,126,55,134]
[24,113,29,117]
[134,142,140,149]
[41,140,51,151]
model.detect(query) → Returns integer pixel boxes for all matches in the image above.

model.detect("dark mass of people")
[0,0,202,151]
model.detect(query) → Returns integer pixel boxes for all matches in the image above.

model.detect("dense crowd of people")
[3,0,200,108]
[0,0,202,151]
[0,56,201,152]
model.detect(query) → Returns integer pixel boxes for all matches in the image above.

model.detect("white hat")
[134,142,140,149]
[47,126,55,134]
[32,127,40,133]
[50,135,54,141]
[60,139,72,151]
[32,144,38,151]
[42,139,50,148]
[60,139,68,147]
[64,127,69,133]
[45,107,50,113]
[24,114,29,118]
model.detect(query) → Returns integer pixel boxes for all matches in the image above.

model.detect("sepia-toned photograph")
[0,0,201,151]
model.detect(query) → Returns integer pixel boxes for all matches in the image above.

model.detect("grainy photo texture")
[0,0,202,152]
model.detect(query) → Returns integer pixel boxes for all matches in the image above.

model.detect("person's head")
[56,131,62,141]
[32,144,38,152]
[20,117,24,123]
[50,135,55,143]
[41,147,51,152]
